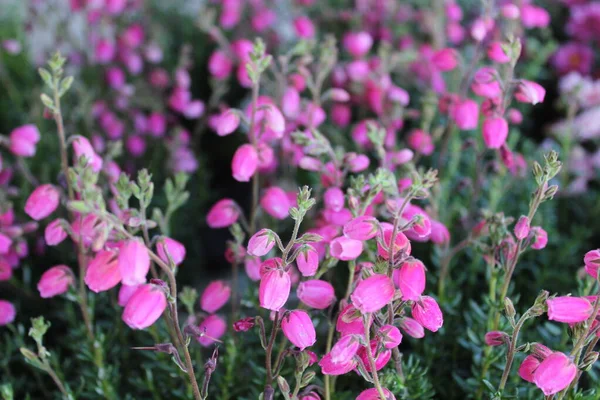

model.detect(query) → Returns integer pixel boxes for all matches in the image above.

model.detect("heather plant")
[1,0,600,400]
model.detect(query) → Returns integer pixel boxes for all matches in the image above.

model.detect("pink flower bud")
[343,216,379,241]
[330,236,363,261]
[9,124,40,157]
[377,228,411,260]
[329,334,361,364]
[197,315,227,347]
[336,304,365,336]
[122,283,167,329]
[514,216,530,240]
[0,260,12,281]
[487,42,511,64]
[515,80,546,105]
[584,249,600,279]
[533,352,577,395]
[519,355,541,383]
[281,310,316,350]
[200,280,231,313]
[482,117,509,149]
[208,50,233,80]
[358,339,391,372]
[293,16,315,39]
[432,48,458,71]
[260,187,291,220]
[216,110,240,136]
[324,187,345,211]
[412,296,443,332]
[282,87,301,118]
[296,245,319,277]
[343,32,373,58]
[485,331,508,346]
[346,153,370,172]
[547,296,593,323]
[24,184,60,221]
[72,135,103,172]
[530,226,548,250]
[393,259,426,301]
[231,144,258,182]
[379,324,402,348]
[118,239,150,286]
[259,269,291,311]
[430,220,450,244]
[156,237,186,266]
[118,284,140,306]
[233,317,255,332]
[451,98,479,130]
[247,229,276,257]
[37,265,74,298]
[319,352,358,375]
[356,388,395,400]
[85,250,121,293]
[351,274,395,314]
[297,280,335,309]
[0,300,16,325]
[206,199,240,228]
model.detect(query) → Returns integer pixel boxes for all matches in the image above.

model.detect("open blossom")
[118,239,150,286]
[37,265,74,298]
[530,227,548,250]
[343,216,379,240]
[9,124,40,157]
[393,259,426,301]
[336,304,366,336]
[259,268,291,311]
[85,250,121,293]
[197,315,227,347]
[533,352,577,395]
[25,184,60,221]
[514,80,546,105]
[122,283,167,330]
[156,237,186,266]
[546,296,593,323]
[281,310,316,350]
[297,280,335,309]
[351,274,395,314]
[329,335,361,364]
[519,355,541,383]
[330,236,363,261]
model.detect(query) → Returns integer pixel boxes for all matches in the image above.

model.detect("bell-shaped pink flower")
[296,245,319,276]
[232,144,258,182]
[356,388,396,400]
[85,250,121,293]
[45,219,68,246]
[515,80,546,105]
[432,48,458,71]
[379,324,402,348]
[319,352,358,375]
[400,317,425,338]
[37,265,74,298]
[282,87,301,118]
[430,220,450,244]
[377,228,411,260]
[293,16,315,39]
[156,237,186,266]
[206,199,240,228]
[530,226,548,250]
[343,31,373,58]
[330,236,363,261]
[260,187,291,220]
[72,136,103,172]
[393,259,426,301]
[197,314,227,347]
[412,296,443,332]
[533,352,577,395]
[216,110,240,136]
[245,257,262,281]
[122,283,167,329]
[336,304,366,336]
[118,239,150,286]
[407,129,434,155]
[0,234,10,255]
[9,124,40,157]
[547,296,593,324]
[0,300,16,325]
[247,229,276,256]
[519,355,541,383]
[259,269,291,311]
[297,280,335,309]
[343,216,379,241]
[358,339,392,372]
[329,334,361,364]
[487,42,511,64]
[324,187,345,211]
[584,249,600,279]
[118,284,141,307]
[351,274,395,314]
[200,280,231,313]
[208,50,233,80]
[482,117,509,149]
[281,310,316,350]
[24,184,60,221]
[451,98,479,130]
[514,215,530,240]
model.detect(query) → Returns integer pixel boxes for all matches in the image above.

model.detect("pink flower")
[324,187,345,212]
[282,87,301,118]
[343,216,379,241]
[245,257,262,281]
[9,125,40,157]
[37,265,74,298]
[232,144,258,182]
[451,98,479,130]
[485,331,508,346]
[248,229,276,257]
[156,237,186,266]
[343,32,373,58]
[514,216,530,240]
[547,296,593,323]
[216,110,240,136]
[430,221,450,244]
[519,355,541,383]
[377,228,411,260]
[281,310,316,350]
[72,136,103,172]
[530,227,548,250]
[208,50,233,80]
[336,304,365,336]
[330,236,364,261]
[358,339,392,372]
[260,187,291,220]
[351,274,395,314]
[118,284,140,307]
[407,129,434,155]
[293,16,315,38]
[200,280,231,313]
[432,48,458,71]
[319,352,358,375]
[482,117,509,149]
[259,269,291,311]
[297,280,335,309]
[412,296,443,332]
[0,300,16,325]
[197,315,227,347]
[514,80,546,105]
[85,250,121,293]
[521,5,550,28]
[379,324,403,349]
[584,249,600,279]
[533,352,577,395]
[356,388,396,400]
[118,239,150,286]
[0,234,11,254]
[393,259,426,301]
[400,317,425,338]
[329,335,361,364]
[25,184,60,221]
[122,283,167,329]
[296,245,319,277]
[487,42,511,64]
[206,199,240,228]
[94,39,115,64]
[233,317,255,332]
[0,260,12,281]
